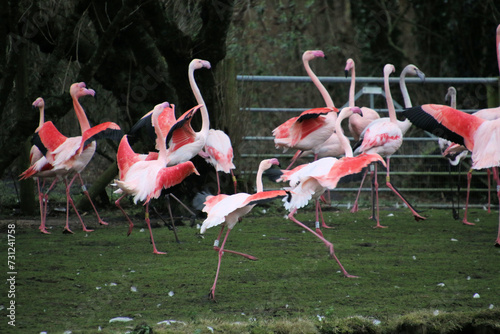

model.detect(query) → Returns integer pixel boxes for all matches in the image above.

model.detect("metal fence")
[236,74,499,209]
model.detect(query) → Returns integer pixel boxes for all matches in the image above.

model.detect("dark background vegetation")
[1,0,499,215]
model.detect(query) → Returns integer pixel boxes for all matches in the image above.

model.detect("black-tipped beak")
[344,70,349,78]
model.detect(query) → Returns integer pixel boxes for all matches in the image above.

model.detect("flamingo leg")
[230,170,237,194]
[216,171,221,195]
[115,195,134,236]
[213,225,258,261]
[209,227,233,300]
[462,169,475,225]
[288,209,358,278]
[384,157,426,222]
[165,194,181,243]
[76,173,108,226]
[493,167,500,247]
[351,169,368,213]
[487,168,491,214]
[40,178,59,234]
[315,200,332,235]
[64,175,93,233]
[372,163,386,228]
[144,202,166,255]
[286,150,303,170]
[36,179,50,234]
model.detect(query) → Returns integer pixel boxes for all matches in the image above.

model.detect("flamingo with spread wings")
[22,82,122,233]
[114,102,200,254]
[200,158,289,300]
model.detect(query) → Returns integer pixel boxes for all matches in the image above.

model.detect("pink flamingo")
[200,158,289,299]
[114,102,200,254]
[23,82,122,233]
[349,63,425,213]
[346,58,381,142]
[273,50,338,169]
[199,129,237,194]
[403,103,500,246]
[19,97,59,234]
[276,107,385,278]
[353,64,426,228]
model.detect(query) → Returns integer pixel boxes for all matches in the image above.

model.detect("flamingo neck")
[450,93,457,109]
[37,106,45,131]
[336,110,353,157]
[73,95,91,134]
[348,66,355,107]
[255,163,267,193]
[385,72,397,123]
[399,67,412,108]
[154,110,168,163]
[303,57,335,108]
[188,65,210,135]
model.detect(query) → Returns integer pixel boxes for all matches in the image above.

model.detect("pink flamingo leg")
[462,169,475,225]
[64,175,93,233]
[493,168,500,247]
[351,169,368,213]
[213,225,258,260]
[384,157,426,222]
[36,179,50,234]
[40,178,59,234]
[487,168,491,214]
[371,163,386,228]
[76,174,108,226]
[315,200,332,235]
[209,227,233,300]
[216,171,221,195]
[286,150,303,170]
[115,195,134,236]
[288,209,358,278]
[144,202,166,255]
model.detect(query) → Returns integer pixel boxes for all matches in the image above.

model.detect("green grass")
[1,204,500,333]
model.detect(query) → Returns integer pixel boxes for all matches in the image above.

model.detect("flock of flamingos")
[20,25,500,299]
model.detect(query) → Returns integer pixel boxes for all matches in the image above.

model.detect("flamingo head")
[32,97,44,109]
[302,50,325,62]
[344,58,355,77]
[406,64,426,82]
[260,158,280,171]
[152,101,171,116]
[445,87,457,104]
[339,106,363,121]
[190,59,211,71]
[384,64,395,77]
[70,82,96,99]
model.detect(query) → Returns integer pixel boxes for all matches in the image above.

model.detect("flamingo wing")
[149,161,200,202]
[165,105,202,151]
[34,121,67,156]
[402,104,483,149]
[203,194,230,213]
[242,190,291,207]
[200,193,252,233]
[203,129,235,172]
[116,135,142,180]
[79,122,122,154]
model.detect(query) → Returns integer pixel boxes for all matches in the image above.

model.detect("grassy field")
[1,203,500,333]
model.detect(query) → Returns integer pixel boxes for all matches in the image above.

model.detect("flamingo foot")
[208,289,216,301]
[321,222,333,229]
[462,219,475,226]
[82,227,94,232]
[315,228,324,237]
[98,219,109,226]
[413,213,426,222]
[213,246,258,261]
[39,226,51,234]
[350,203,359,213]
[63,227,74,234]
[373,224,388,229]
[344,273,360,278]
[153,250,167,255]
[127,223,134,236]
[494,240,500,248]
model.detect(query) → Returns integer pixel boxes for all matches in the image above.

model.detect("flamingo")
[198,129,237,194]
[200,158,290,300]
[19,97,59,234]
[272,50,338,169]
[346,58,381,142]
[353,64,426,228]
[23,82,122,233]
[274,107,385,278]
[113,102,200,254]
[349,63,425,213]
[403,103,500,246]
